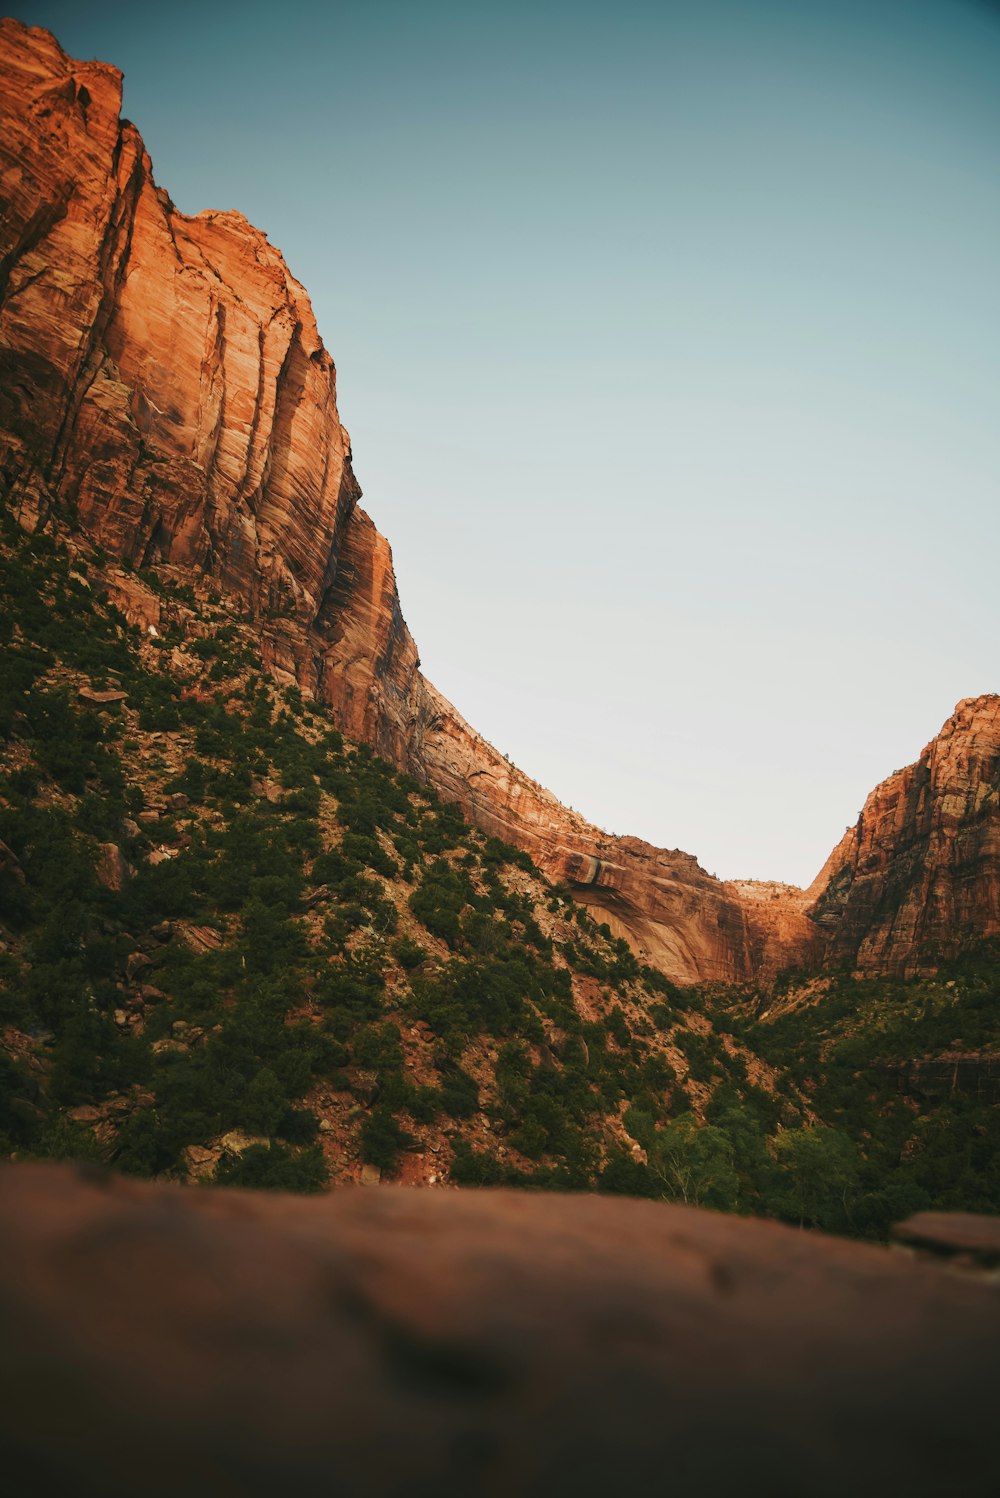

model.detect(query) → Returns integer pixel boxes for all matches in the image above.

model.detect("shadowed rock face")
[1,18,997,984]
[1,1164,998,1498]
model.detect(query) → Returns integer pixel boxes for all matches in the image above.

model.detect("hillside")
[2,508,999,1237]
[0,509,776,1194]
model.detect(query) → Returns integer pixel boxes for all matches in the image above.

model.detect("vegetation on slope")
[0,502,996,1239]
[708,957,1000,1236]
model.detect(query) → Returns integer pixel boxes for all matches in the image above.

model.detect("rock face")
[1,1163,999,1498]
[805,696,1000,973]
[414,681,822,981]
[2,20,997,984]
[0,18,418,761]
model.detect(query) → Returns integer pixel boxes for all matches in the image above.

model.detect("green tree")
[708,1104,775,1214]
[771,1126,860,1231]
[648,1113,739,1210]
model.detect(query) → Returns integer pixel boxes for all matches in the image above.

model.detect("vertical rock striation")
[0,20,421,751]
[1,27,352,596]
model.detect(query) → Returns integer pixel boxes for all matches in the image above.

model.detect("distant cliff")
[2,18,997,983]
[805,695,1000,973]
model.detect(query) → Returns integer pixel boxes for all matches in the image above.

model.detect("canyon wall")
[2,20,996,983]
[0,19,420,763]
[0,18,774,983]
[805,695,1000,973]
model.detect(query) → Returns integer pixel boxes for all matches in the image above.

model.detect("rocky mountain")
[0,17,781,985]
[1,18,998,986]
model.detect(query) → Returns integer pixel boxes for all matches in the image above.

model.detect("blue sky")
[15,0,1000,883]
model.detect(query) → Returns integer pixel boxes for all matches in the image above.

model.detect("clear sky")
[13,0,1000,885]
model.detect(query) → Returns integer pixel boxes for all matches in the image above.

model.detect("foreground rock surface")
[1,18,997,982]
[0,1163,998,1497]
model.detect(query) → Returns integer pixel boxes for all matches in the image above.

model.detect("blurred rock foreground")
[0,1163,997,1496]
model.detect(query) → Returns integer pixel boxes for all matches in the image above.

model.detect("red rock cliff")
[1,21,995,985]
[0,19,792,984]
[0,19,421,762]
[804,695,1000,973]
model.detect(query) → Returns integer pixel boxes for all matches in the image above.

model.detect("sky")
[13,0,1000,885]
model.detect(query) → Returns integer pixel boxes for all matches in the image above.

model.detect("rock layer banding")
[2,19,997,983]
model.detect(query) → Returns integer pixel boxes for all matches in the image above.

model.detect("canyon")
[2,25,998,1483]
[1,16,997,985]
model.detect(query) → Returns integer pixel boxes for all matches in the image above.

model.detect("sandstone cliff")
[805,695,1000,974]
[1,19,996,985]
[0,19,421,760]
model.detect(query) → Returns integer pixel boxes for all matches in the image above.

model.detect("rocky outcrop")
[2,1163,999,1497]
[805,695,1000,973]
[2,20,997,985]
[723,878,826,981]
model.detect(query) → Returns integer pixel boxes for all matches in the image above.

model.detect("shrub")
[215,1142,328,1193]
[392,935,427,971]
[360,1105,409,1171]
[449,1138,509,1186]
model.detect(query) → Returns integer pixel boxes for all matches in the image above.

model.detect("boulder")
[178,926,225,955]
[77,687,127,706]
[96,843,131,893]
